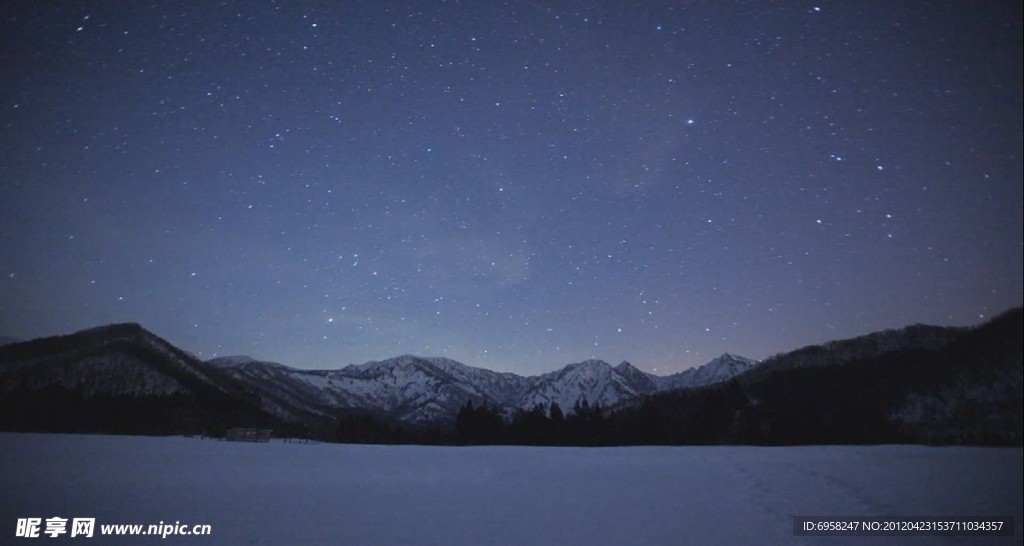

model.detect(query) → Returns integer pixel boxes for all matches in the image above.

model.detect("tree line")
[332,304,1022,447]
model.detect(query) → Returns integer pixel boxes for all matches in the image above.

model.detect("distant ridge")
[208,352,757,424]
[0,322,758,427]
[1,308,1020,445]
[0,323,281,435]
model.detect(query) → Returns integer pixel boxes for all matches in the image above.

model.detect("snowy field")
[1,433,1020,545]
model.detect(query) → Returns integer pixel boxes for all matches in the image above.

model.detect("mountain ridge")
[207,351,757,424]
[0,322,282,436]
[0,322,760,426]
[1,308,1019,444]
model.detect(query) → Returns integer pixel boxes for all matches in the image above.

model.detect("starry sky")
[1,1,1021,375]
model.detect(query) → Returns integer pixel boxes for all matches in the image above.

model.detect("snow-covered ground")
[1,433,1020,545]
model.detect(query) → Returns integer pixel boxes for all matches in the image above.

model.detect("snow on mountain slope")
[330,355,494,423]
[207,355,349,423]
[518,360,658,411]
[651,354,759,391]
[0,323,234,398]
[1,320,760,426]
[209,353,756,424]
[419,356,533,403]
[0,324,280,436]
[210,354,523,424]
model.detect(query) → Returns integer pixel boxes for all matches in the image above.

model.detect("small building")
[226,427,273,442]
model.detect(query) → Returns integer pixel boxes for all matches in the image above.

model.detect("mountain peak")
[614,360,637,371]
[79,322,148,338]
[650,353,758,391]
[708,353,758,366]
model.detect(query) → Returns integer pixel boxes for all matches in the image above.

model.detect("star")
[0,0,1016,375]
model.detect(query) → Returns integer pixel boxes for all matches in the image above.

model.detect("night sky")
[1,1,1021,375]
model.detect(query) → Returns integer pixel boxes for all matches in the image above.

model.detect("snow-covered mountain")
[209,354,522,424]
[651,354,758,391]
[0,323,274,435]
[9,319,967,429]
[517,360,656,411]
[2,309,1019,443]
[209,353,758,424]
[0,323,232,398]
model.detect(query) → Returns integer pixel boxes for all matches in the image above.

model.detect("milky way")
[1,2,1020,374]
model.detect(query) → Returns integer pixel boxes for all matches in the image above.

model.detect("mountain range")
[0,323,271,436]
[207,352,758,425]
[0,322,756,429]
[0,308,1020,445]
